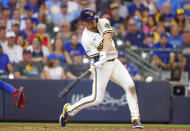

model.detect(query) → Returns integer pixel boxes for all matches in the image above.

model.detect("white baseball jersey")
[82,18,118,63]
[65,18,141,121]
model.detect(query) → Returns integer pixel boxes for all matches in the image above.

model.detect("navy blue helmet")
[80,8,97,21]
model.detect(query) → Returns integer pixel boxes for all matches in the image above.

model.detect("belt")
[107,58,115,62]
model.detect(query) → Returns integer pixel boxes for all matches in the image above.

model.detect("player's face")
[83,19,97,31]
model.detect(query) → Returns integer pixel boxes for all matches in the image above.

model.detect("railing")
[117,46,183,80]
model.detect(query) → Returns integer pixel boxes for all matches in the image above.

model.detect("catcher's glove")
[13,87,26,109]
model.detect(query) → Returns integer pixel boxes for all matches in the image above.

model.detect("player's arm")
[98,19,113,61]
[102,32,113,52]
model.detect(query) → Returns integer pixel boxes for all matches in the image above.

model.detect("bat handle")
[89,66,96,72]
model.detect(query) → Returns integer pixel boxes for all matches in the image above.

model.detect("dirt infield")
[0,125,190,131]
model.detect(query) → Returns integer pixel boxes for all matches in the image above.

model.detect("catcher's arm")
[13,87,26,109]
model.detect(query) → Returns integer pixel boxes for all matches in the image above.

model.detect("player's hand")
[93,60,105,69]
[13,87,26,109]
[93,51,107,69]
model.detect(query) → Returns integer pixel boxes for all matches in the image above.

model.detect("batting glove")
[93,51,107,69]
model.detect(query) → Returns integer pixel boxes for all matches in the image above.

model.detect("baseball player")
[0,80,26,109]
[59,8,143,129]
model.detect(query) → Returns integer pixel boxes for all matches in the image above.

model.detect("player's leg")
[0,80,16,94]
[59,63,114,127]
[67,66,112,116]
[110,59,143,128]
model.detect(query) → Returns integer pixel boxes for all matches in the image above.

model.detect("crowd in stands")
[0,0,190,82]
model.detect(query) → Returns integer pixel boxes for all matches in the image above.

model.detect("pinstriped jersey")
[82,18,118,64]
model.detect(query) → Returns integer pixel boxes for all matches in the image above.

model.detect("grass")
[0,122,190,131]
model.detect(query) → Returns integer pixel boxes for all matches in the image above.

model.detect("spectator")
[143,32,155,48]
[20,4,38,30]
[0,26,7,45]
[170,67,185,96]
[64,33,86,56]
[2,31,23,64]
[53,2,75,25]
[64,0,80,17]
[19,18,37,40]
[128,0,146,15]
[143,0,157,15]
[171,8,186,31]
[120,15,131,37]
[79,0,96,11]
[38,2,49,24]
[161,2,175,27]
[168,24,182,49]
[109,3,124,37]
[75,24,85,43]
[26,0,40,14]
[16,0,27,18]
[153,23,166,44]
[143,15,157,34]
[60,2,75,23]
[5,0,17,17]
[96,0,112,15]
[113,0,128,19]
[177,30,190,80]
[13,50,44,79]
[16,34,28,50]
[43,53,66,80]
[122,17,145,47]
[0,0,8,7]
[141,7,150,25]
[152,33,174,70]
[29,23,50,48]
[50,37,72,65]
[65,51,90,79]
[0,43,13,73]
[134,9,143,29]
[118,51,143,80]
[45,0,62,25]
[11,20,20,36]
[180,0,190,18]
[0,19,7,28]
[2,6,11,23]
[6,9,21,32]
[56,20,72,43]
[157,0,181,15]
[170,67,182,82]
[27,36,49,63]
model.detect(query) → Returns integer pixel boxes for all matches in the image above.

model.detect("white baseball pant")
[67,59,140,120]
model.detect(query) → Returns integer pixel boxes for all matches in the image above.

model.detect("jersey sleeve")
[82,31,100,58]
[98,18,113,35]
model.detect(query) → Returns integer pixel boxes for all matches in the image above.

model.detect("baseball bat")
[57,66,95,99]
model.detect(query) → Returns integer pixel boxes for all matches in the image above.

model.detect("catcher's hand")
[13,87,26,109]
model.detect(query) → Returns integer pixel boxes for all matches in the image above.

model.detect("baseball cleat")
[132,119,143,129]
[59,103,71,127]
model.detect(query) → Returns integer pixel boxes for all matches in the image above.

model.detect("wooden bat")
[57,66,95,99]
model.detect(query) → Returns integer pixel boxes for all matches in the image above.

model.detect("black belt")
[107,58,115,62]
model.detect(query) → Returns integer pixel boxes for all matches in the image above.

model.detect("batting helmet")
[80,8,97,21]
